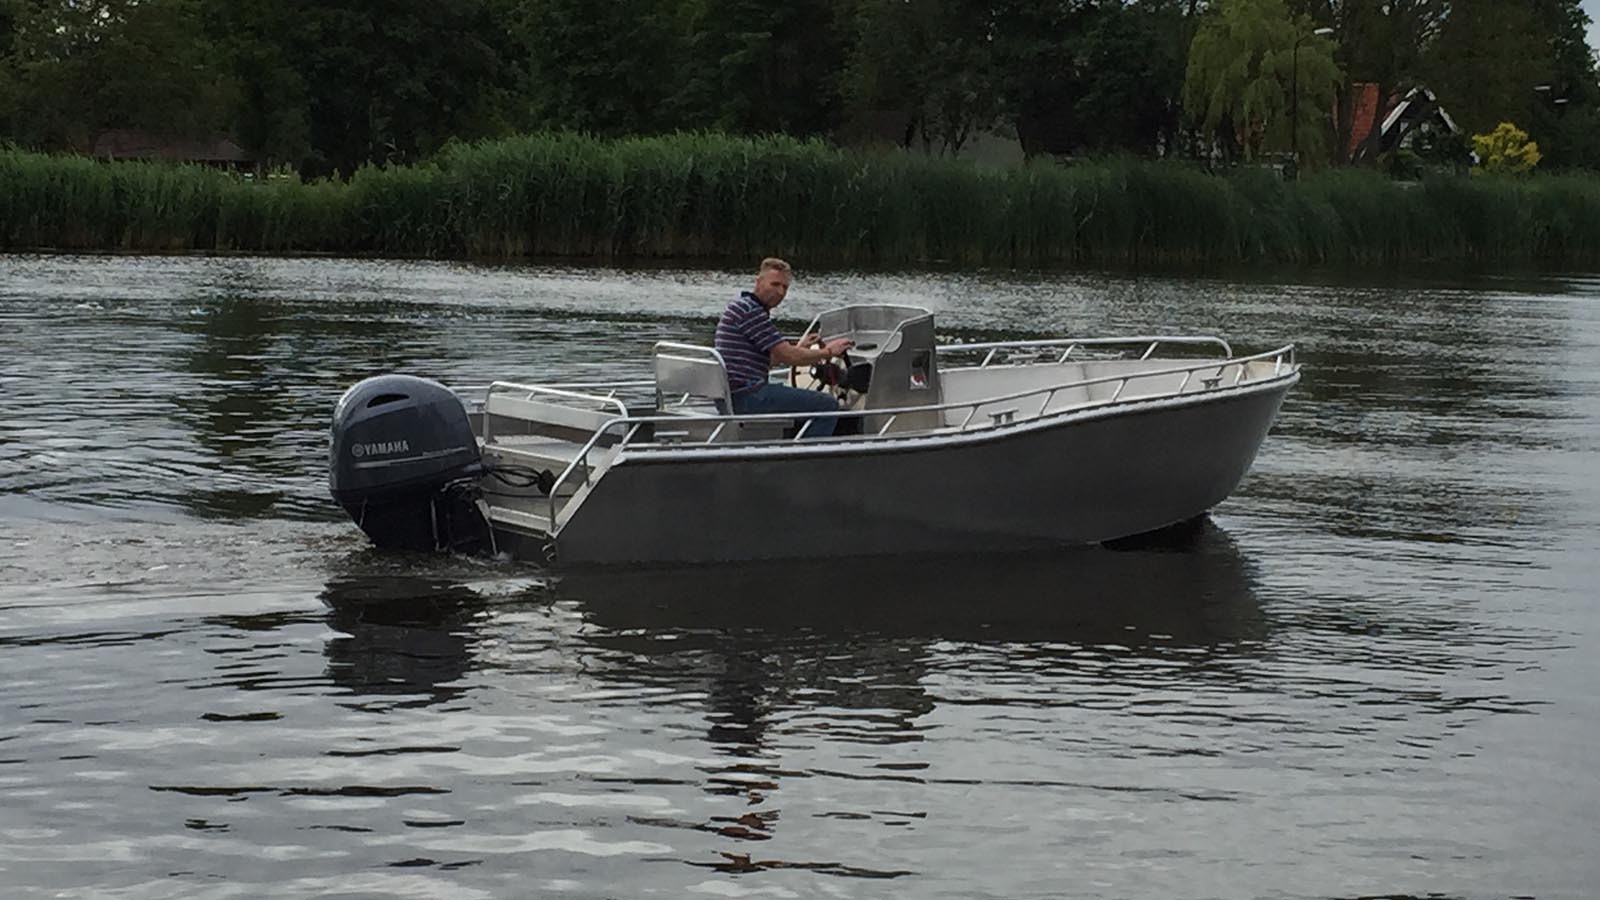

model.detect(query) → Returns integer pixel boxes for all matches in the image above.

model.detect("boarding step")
[485,434,594,477]
[485,393,623,434]
[487,505,555,536]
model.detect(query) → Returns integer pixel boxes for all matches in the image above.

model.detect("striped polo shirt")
[715,292,786,395]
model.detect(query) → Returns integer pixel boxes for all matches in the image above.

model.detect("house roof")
[1346,83,1461,160]
[1379,88,1462,137]
[91,129,251,163]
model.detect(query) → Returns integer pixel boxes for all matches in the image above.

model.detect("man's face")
[753,269,791,308]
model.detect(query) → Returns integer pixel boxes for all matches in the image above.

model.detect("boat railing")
[798,303,933,345]
[938,335,1234,367]
[472,337,1234,408]
[534,343,1297,526]
[521,379,656,391]
[480,381,633,444]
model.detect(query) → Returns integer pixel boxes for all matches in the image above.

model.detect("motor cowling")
[329,374,491,554]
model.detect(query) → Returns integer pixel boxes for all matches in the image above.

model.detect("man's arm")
[771,337,852,367]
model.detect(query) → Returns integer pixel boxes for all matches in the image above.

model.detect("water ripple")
[3,255,1598,899]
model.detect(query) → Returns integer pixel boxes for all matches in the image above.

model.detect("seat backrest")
[860,312,942,433]
[652,342,733,412]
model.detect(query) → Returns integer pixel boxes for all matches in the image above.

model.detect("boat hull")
[506,374,1295,566]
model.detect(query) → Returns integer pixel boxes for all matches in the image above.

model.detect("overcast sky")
[1587,0,1600,54]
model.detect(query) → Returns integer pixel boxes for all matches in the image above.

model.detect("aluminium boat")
[327,304,1299,566]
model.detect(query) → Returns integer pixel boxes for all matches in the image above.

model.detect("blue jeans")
[730,383,841,437]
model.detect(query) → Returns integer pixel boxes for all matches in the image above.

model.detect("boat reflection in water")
[550,522,1265,874]
[559,519,1264,649]
[309,525,1262,876]
[318,571,498,709]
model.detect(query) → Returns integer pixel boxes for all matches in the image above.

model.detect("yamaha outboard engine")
[329,375,492,554]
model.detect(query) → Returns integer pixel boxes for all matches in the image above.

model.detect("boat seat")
[652,342,734,414]
[650,342,786,442]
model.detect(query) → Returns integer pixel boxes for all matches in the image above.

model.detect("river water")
[2,254,1597,899]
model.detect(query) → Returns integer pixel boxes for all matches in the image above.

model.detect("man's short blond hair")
[758,257,791,276]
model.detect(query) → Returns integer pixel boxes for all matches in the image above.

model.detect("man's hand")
[821,337,853,359]
[771,335,854,368]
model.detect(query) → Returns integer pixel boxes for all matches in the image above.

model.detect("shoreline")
[6,133,1600,271]
[7,246,1595,290]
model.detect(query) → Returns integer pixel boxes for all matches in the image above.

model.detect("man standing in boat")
[715,258,852,437]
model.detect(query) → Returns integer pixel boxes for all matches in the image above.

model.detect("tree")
[986,0,1193,158]
[1071,1,1191,156]
[987,0,1095,157]
[1290,0,1446,164]
[841,0,1001,154]
[0,0,21,136]
[202,3,312,169]
[1421,0,1600,170]
[1472,121,1542,173]
[511,0,688,136]
[0,0,18,55]
[2,0,235,151]
[208,0,512,176]
[1525,0,1600,169]
[680,0,850,137]
[1183,0,1341,162]
[1424,0,1554,138]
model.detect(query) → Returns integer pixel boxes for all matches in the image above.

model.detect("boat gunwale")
[609,366,1301,463]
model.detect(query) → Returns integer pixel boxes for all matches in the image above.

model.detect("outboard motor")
[329,375,492,555]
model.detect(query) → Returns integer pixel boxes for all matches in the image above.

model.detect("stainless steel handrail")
[799,305,931,356]
[482,381,631,444]
[601,344,1295,448]
[654,341,730,361]
[939,335,1234,364]
[533,379,655,390]
[545,421,628,525]
[495,337,1236,397]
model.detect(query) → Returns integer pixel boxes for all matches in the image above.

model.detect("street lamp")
[1534,84,1570,110]
[1291,26,1336,177]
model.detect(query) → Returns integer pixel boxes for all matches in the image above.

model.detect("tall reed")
[4,137,1600,269]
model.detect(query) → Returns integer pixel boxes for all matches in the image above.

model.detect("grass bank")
[4,132,1600,268]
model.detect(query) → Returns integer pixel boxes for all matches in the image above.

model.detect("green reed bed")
[1,150,117,248]
[213,175,352,253]
[4,135,1600,268]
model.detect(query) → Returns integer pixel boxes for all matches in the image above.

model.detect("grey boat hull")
[507,374,1294,567]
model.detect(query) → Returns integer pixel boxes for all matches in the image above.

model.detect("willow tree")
[1183,0,1340,163]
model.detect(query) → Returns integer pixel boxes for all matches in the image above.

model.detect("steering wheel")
[796,348,852,397]
[788,335,850,390]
